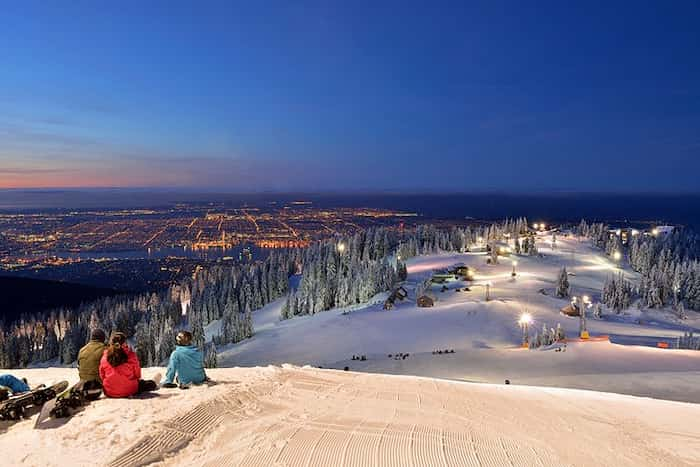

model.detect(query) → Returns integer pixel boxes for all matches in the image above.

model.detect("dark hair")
[106,332,128,367]
[91,328,106,343]
[176,331,193,346]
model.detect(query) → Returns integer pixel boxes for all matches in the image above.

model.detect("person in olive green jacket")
[77,329,107,399]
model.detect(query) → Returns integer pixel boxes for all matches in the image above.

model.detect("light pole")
[519,313,532,347]
[574,295,591,338]
[511,260,518,278]
[485,282,491,301]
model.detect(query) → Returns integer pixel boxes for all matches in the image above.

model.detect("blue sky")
[1,1,699,191]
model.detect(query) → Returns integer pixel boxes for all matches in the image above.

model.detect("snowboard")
[0,381,69,422]
[35,380,96,428]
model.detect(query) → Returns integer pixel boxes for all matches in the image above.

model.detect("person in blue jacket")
[162,331,207,388]
[0,374,30,401]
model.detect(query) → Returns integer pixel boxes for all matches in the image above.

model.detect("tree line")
[577,220,700,314]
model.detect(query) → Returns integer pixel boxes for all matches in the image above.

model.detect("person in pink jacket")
[99,332,160,398]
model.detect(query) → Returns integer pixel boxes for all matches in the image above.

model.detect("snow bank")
[2,366,698,466]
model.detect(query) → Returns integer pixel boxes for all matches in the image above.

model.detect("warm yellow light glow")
[518,313,532,326]
[533,223,539,229]
[652,228,659,236]
[337,242,346,253]
[512,260,518,266]
[613,251,621,261]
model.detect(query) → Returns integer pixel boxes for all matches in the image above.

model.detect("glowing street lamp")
[337,242,346,254]
[518,312,532,346]
[511,260,518,277]
[652,228,659,237]
[532,223,539,230]
[613,250,621,264]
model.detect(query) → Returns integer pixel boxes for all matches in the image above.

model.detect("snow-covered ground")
[2,365,699,467]
[3,237,700,466]
[216,236,700,402]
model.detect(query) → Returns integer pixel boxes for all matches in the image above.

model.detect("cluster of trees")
[395,219,530,261]
[281,236,402,318]
[578,220,700,314]
[282,220,531,319]
[0,250,298,368]
[677,331,700,350]
[602,273,633,313]
[528,323,566,349]
[515,235,539,256]
[628,232,700,312]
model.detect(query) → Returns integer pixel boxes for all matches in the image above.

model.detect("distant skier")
[0,374,30,401]
[162,331,207,388]
[78,328,107,400]
[99,332,160,398]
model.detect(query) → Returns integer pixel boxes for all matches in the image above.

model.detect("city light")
[652,228,659,237]
[613,251,621,261]
[337,242,346,253]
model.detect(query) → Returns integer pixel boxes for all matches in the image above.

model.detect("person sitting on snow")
[0,374,30,401]
[99,332,160,398]
[162,331,207,388]
[77,328,107,400]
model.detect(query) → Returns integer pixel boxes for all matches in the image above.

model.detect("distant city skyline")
[1,2,699,192]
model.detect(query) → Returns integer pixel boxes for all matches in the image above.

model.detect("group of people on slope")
[1,328,209,402]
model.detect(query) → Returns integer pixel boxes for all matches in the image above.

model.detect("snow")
[2,365,699,466]
[3,237,700,466]
[216,237,700,402]
[0,365,700,466]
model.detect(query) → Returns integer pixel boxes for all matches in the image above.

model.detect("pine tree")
[556,267,570,298]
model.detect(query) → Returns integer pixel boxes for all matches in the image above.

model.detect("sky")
[1,1,699,192]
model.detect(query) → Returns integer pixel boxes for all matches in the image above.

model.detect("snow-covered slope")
[2,365,699,467]
[217,237,700,402]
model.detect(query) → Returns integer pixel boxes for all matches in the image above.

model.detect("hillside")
[217,235,700,402]
[2,365,699,467]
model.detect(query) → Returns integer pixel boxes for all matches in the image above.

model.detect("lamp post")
[511,260,518,278]
[485,282,491,301]
[574,295,591,338]
[337,242,346,254]
[519,313,532,347]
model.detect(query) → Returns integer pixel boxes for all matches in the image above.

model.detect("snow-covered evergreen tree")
[556,267,570,298]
